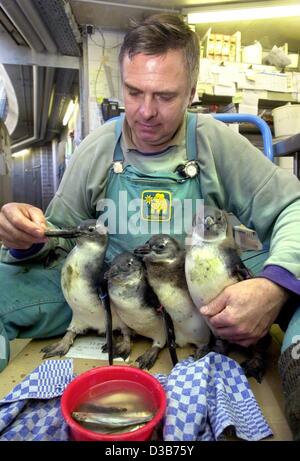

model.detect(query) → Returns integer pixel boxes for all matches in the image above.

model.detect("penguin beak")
[134,243,151,258]
[104,267,119,280]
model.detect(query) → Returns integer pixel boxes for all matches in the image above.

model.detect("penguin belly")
[153,281,210,347]
[185,244,237,308]
[61,247,124,333]
[109,290,166,348]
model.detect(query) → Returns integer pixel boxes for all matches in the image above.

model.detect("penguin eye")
[157,243,166,250]
[87,226,94,232]
[205,216,214,226]
[127,260,132,267]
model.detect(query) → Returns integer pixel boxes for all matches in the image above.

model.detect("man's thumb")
[200,292,226,316]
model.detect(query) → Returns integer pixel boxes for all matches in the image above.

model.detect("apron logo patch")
[141,190,172,222]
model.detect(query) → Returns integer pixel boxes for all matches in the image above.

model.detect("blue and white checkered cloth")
[0,360,72,441]
[157,353,273,441]
[0,354,272,441]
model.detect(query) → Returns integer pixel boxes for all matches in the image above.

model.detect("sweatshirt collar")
[122,114,186,152]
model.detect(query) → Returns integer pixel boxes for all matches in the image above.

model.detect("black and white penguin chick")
[185,205,250,309]
[41,219,130,360]
[105,252,167,370]
[185,205,271,383]
[134,235,210,356]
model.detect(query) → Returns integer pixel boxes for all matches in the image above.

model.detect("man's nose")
[139,95,157,119]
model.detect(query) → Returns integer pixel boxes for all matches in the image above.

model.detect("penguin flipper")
[233,262,253,281]
[160,307,178,367]
[98,283,113,366]
[222,245,253,281]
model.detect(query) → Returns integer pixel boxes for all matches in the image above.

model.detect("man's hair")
[119,14,200,89]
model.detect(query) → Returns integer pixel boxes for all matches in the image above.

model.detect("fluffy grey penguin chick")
[134,235,210,355]
[41,220,130,359]
[105,252,167,370]
[185,205,271,382]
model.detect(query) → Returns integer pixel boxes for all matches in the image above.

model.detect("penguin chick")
[105,252,167,370]
[134,235,210,354]
[185,205,248,308]
[41,220,130,359]
[185,205,271,382]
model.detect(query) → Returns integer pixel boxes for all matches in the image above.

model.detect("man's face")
[122,49,195,153]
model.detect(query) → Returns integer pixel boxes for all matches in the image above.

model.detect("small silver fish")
[71,410,154,428]
[79,422,146,434]
[78,403,127,414]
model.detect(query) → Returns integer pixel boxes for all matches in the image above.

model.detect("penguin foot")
[212,337,230,356]
[240,357,266,383]
[41,331,76,359]
[113,341,131,360]
[135,346,160,370]
[41,341,71,359]
[193,344,211,360]
[101,340,131,360]
[193,337,230,361]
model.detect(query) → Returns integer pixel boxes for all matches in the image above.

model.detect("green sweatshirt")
[1,113,300,282]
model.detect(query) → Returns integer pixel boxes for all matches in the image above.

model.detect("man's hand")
[199,278,289,347]
[0,202,47,250]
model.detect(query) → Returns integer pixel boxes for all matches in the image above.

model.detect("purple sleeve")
[260,265,300,296]
[9,243,45,260]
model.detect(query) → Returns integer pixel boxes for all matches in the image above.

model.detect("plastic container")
[272,103,300,137]
[61,365,166,441]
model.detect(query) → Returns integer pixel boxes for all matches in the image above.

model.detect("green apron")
[100,113,203,263]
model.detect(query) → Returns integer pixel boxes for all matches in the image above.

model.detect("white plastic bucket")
[272,104,300,137]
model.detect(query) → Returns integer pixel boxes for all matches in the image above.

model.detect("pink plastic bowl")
[61,365,166,441]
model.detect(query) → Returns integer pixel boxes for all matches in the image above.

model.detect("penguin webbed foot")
[113,342,131,360]
[193,336,230,360]
[240,334,271,383]
[42,346,67,359]
[135,346,161,370]
[212,337,231,356]
[101,343,130,360]
[101,335,131,360]
[240,356,266,383]
[193,343,211,360]
[41,331,76,359]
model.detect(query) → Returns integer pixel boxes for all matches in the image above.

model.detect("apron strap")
[186,112,198,161]
[113,113,125,162]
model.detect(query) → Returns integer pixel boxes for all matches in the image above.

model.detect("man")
[0,14,300,440]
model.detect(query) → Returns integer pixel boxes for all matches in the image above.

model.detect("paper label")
[65,335,129,362]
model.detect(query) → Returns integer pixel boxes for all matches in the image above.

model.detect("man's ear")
[189,87,197,105]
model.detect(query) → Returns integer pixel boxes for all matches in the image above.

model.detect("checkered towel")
[157,353,273,441]
[0,360,72,441]
[0,354,273,441]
